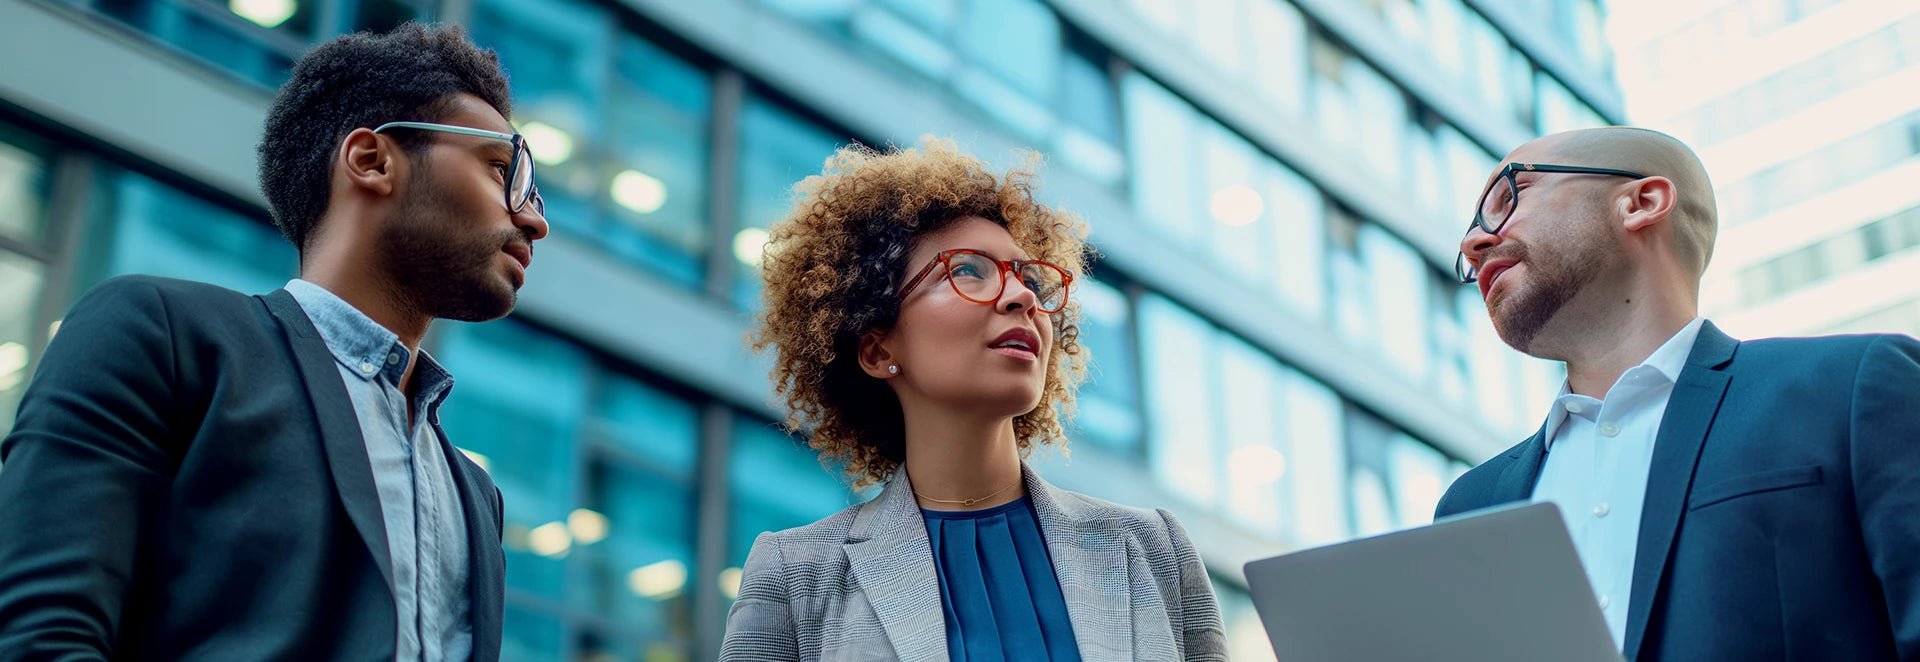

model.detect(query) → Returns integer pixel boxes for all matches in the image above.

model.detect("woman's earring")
[888,365,899,375]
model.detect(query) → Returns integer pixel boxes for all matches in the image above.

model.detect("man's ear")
[339,127,402,199]
[1621,175,1677,234]
[857,329,897,379]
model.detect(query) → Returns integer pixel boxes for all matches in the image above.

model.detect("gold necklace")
[914,478,1021,508]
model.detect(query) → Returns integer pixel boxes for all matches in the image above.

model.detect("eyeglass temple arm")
[372,121,518,142]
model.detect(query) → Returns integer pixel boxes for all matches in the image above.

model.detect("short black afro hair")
[258,22,512,253]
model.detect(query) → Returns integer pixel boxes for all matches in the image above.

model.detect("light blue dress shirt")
[1532,317,1704,651]
[286,279,473,661]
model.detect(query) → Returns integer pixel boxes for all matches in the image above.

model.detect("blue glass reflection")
[434,319,589,599]
[734,99,848,309]
[84,168,296,297]
[727,418,856,569]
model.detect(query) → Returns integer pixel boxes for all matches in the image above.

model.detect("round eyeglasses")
[897,249,1073,314]
[373,121,543,216]
[1454,162,1648,283]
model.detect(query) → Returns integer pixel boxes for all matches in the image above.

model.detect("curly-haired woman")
[720,139,1227,662]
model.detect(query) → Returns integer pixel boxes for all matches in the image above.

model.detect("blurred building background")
[1611,0,1920,340]
[0,0,1618,659]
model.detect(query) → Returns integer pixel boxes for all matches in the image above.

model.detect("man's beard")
[378,179,526,323]
[1488,224,1612,354]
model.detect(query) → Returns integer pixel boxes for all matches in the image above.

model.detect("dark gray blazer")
[0,276,505,661]
[721,463,1228,661]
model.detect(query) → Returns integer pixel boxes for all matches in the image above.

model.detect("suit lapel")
[1622,323,1738,661]
[260,290,396,595]
[1491,425,1550,505]
[1027,465,1136,661]
[438,426,502,662]
[843,473,949,661]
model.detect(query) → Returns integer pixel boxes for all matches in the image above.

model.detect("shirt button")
[1565,401,1584,414]
[1599,422,1620,437]
[1593,503,1610,518]
[360,362,375,374]
[1599,594,1611,610]
[386,353,400,365]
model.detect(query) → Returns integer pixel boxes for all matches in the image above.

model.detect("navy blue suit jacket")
[1436,322,1920,661]
[0,276,505,660]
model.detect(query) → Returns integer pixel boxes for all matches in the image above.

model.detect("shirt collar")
[283,280,455,406]
[1539,317,1706,448]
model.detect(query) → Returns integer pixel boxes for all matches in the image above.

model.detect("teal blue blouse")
[922,497,1084,662]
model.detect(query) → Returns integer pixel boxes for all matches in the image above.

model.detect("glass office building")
[0,0,1618,659]
[1612,0,1920,339]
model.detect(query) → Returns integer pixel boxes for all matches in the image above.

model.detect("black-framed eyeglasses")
[897,249,1074,314]
[373,121,543,215]
[1454,162,1648,283]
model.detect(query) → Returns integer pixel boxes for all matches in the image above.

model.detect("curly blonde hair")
[750,138,1091,488]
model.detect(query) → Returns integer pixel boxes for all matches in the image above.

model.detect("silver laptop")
[1243,502,1622,662]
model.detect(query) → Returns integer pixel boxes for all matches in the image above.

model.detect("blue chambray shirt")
[285,279,472,661]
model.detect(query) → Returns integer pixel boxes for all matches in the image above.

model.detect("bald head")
[1511,127,1718,277]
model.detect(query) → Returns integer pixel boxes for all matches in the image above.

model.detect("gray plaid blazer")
[720,463,1228,661]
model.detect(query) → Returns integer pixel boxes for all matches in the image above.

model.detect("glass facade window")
[1308,35,1359,155]
[0,125,51,441]
[1344,62,1407,188]
[79,168,298,297]
[1264,159,1327,319]
[1189,0,1245,75]
[1428,278,1470,408]
[1464,14,1513,122]
[1139,293,1221,507]
[958,0,1059,101]
[734,98,852,309]
[1203,119,1268,287]
[1721,110,1920,226]
[434,319,704,659]
[1056,32,1126,187]
[1217,335,1290,537]
[1459,287,1522,433]
[436,320,591,602]
[1072,275,1142,452]
[1670,12,1920,147]
[1535,72,1607,136]
[1247,0,1309,118]
[0,131,51,247]
[0,251,40,440]
[1359,224,1431,380]
[1137,292,1353,544]
[1282,367,1348,546]
[1438,125,1496,221]
[1121,72,1203,247]
[473,0,714,290]
[1740,203,1920,305]
[1344,408,1451,534]
[726,417,858,599]
[1422,0,1468,82]
[1404,121,1450,217]
[1327,209,1374,347]
[85,0,429,87]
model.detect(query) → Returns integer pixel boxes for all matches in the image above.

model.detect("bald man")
[1439,127,1920,661]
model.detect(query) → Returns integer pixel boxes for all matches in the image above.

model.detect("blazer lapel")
[438,426,503,662]
[1027,465,1136,661]
[1490,425,1550,505]
[260,290,395,595]
[843,473,949,661]
[1622,322,1738,661]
